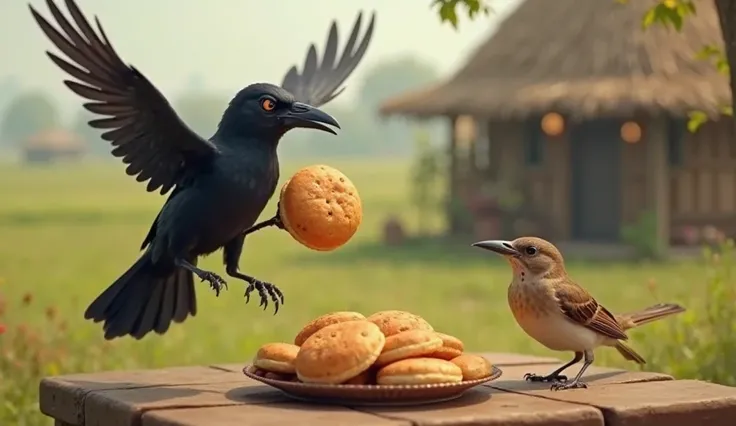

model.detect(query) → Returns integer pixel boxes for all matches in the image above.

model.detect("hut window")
[525,119,544,165]
[620,121,642,144]
[667,118,685,166]
[474,119,490,170]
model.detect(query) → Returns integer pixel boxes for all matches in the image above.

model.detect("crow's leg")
[241,202,285,238]
[175,258,227,296]
[551,350,593,391]
[226,266,284,314]
[524,351,583,383]
[222,235,283,314]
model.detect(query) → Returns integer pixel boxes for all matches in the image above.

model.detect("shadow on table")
[490,370,641,391]
[349,388,492,415]
[225,385,292,404]
[223,386,491,410]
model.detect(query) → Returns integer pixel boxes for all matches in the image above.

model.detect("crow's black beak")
[471,240,520,257]
[279,102,340,135]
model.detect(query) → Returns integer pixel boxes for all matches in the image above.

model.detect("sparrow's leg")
[525,351,582,383]
[241,202,285,238]
[551,350,593,391]
[174,258,227,296]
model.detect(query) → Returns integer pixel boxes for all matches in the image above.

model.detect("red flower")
[0,323,6,335]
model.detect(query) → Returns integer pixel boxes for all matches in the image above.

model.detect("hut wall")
[669,118,736,239]
[621,123,648,226]
[621,117,736,241]
[486,119,570,239]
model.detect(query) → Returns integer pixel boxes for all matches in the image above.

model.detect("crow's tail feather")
[84,251,197,340]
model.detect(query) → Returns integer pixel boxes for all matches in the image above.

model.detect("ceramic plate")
[243,364,502,406]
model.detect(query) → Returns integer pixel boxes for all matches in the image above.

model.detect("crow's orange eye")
[260,98,276,112]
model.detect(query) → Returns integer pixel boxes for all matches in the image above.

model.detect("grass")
[0,158,722,424]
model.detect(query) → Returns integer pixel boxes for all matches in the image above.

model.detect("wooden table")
[40,352,736,426]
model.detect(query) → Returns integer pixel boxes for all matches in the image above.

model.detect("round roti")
[367,310,434,337]
[279,165,362,251]
[295,320,385,384]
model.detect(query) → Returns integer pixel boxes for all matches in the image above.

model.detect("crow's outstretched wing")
[30,0,217,195]
[281,11,376,108]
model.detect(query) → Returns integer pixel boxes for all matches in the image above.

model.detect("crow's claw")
[551,381,587,391]
[274,204,285,230]
[199,272,227,297]
[524,373,567,383]
[244,279,283,314]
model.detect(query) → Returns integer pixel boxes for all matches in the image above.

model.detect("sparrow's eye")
[260,97,277,112]
[525,246,538,256]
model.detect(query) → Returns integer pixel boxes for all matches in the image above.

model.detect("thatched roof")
[380,0,729,119]
[23,128,85,151]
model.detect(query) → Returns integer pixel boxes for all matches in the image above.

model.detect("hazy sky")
[1,0,521,115]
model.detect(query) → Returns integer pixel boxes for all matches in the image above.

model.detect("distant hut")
[380,0,731,249]
[22,128,85,164]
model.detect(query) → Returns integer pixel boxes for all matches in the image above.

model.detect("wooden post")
[548,123,571,240]
[447,115,460,234]
[645,117,670,257]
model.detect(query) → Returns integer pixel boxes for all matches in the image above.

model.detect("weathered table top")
[41,352,736,426]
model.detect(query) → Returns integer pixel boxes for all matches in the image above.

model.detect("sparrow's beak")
[471,240,520,257]
[279,102,340,135]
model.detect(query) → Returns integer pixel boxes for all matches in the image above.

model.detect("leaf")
[720,106,733,117]
[642,8,658,28]
[694,44,730,75]
[696,44,721,60]
[435,0,459,29]
[641,1,697,32]
[669,10,684,31]
[716,58,730,75]
[432,0,492,29]
[687,111,708,132]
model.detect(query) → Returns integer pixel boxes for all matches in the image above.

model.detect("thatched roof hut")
[380,0,735,254]
[22,128,85,163]
[380,0,728,119]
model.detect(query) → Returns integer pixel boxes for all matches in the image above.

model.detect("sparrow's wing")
[555,282,628,340]
[280,11,375,108]
[30,0,217,195]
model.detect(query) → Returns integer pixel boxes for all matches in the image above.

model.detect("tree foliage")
[173,92,229,138]
[286,56,441,159]
[72,109,109,157]
[0,92,59,147]
[358,57,439,112]
[432,0,492,29]
[633,0,733,131]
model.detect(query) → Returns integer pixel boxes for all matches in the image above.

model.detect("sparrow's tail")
[615,341,646,364]
[613,302,685,365]
[84,250,197,340]
[618,303,686,330]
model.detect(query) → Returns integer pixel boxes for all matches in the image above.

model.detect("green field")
[0,159,703,371]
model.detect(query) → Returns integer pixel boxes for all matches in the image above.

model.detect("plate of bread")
[244,310,502,405]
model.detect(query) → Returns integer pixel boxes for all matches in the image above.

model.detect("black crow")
[29,0,375,340]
